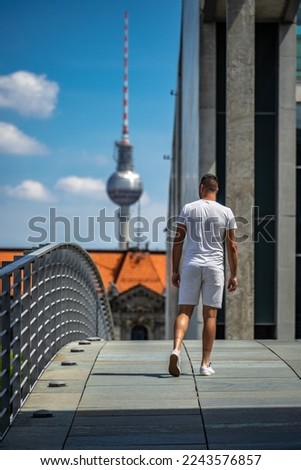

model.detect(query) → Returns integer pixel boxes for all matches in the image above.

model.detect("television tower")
[106,11,143,250]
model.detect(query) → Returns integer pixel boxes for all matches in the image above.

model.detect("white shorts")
[178,265,224,309]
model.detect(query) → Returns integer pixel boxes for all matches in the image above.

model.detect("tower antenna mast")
[122,11,130,144]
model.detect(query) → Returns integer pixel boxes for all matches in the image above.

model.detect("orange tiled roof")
[0,249,24,268]
[89,251,123,292]
[88,250,166,295]
[0,248,166,296]
[113,251,166,295]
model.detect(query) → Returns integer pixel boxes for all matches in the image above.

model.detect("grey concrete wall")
[225,0,255,339]
[276,22,297,339]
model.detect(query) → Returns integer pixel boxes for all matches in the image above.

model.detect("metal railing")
[0,243,115,440]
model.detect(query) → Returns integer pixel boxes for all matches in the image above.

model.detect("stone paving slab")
[202,406,301,425]
[207,427,301,450]
[74,408,202,417]
[195,391,301,408]
[64,432,206,450]
[78,397,199,411]
[193,362,295,378]
[195,377,300,392]
[0,426,72,450]
[87,374,193,386]
[40,368,92,381]
[5,409,75,428]
[189,350,280,362]
[21,392,83,411]
[67,413,206,450]
[32,380,87,394]
[84,383,195,394]
[71,412,203,429]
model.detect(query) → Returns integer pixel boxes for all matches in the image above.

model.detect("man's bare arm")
[172,223,186,288]
[226,228,238,292]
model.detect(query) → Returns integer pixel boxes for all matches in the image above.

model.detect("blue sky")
[0,0,181,250]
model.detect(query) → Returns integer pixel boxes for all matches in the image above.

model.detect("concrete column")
[225,0,255,339]
[277,23,296,339]
[199,22,216,176]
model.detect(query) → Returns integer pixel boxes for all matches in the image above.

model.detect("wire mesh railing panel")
[0,243,114,440]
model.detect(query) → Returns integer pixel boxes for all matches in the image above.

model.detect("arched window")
[131,325,148,340]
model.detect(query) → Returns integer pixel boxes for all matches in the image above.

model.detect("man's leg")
[201,305,218,368]
[173,305,195,352]
[169,305,194,377]
[200,266,223,375]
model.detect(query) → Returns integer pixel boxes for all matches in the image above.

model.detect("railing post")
[21,263,31,399]
[11,268,21,419]
[0,275,12,439]
[96,298,100,338]
[30,258,39,385]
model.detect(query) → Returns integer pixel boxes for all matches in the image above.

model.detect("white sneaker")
[169,349,181,377]
[200,362,215,376]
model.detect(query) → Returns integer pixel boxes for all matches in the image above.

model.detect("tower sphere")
[106,170,142,206]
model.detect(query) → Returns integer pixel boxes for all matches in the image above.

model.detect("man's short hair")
[200,174,219,192]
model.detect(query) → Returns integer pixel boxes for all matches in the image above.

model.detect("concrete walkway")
[0,339,301,450]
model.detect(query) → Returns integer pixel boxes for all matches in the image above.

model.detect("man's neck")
[201,193,216,201]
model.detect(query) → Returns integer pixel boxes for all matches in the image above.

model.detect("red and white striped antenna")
[122,11,130,144]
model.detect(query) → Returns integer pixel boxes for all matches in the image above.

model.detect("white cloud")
[56,176,106,197]
[0,122,48,155]
[4,180,53,202]
[0,71,59,118]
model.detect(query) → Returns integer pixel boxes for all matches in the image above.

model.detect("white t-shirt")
[178,199,237,270]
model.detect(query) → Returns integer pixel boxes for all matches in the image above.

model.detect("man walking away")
[169,174,238,377]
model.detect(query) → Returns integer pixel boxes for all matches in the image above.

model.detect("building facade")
[102,249,166,340]
[166,0,300,340]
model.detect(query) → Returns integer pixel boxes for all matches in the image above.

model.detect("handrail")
[0,243,115,440]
